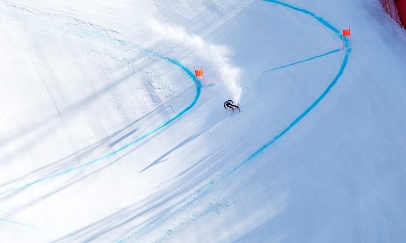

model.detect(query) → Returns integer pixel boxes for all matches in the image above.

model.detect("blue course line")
[0,217,47,231]
[265,0,342,38]
[0,52,201,196]
[124,49,352,240]
[229,49,351,173]
[266,48,341,72]
[121,1,352,240]
[214,0,352,191]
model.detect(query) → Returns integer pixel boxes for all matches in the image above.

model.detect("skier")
[224,99,240,112]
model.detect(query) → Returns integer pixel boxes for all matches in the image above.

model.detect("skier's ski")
[231,106,240,115]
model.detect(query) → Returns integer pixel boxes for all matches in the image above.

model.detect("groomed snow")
[1,0,406,242]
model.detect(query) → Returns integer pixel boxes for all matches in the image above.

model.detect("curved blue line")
[231,48,351,171]
[265,0,342,38]
[213,0,352,190]
[238,0,350,165]
[0,50,201,196]
[121,1,352,240]
[218,0,352,183]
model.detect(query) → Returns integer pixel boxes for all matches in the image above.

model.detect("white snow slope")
[1,0,406,242]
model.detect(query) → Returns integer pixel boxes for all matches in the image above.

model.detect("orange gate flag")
[194,66,205,85]
[343,29,351,36]
[195,69,203,77]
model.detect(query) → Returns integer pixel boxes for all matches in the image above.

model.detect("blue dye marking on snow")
[230,48,351,172]
[120,1,352,241]
[0,50,201,196]
[210,0,352,184]
[0,3,201,233]
[0,217,47,231]
[210,0,353,186]
[204,1,353,191]
[264,0,342,39]
[266,49,341,72]
[0,4,200,196]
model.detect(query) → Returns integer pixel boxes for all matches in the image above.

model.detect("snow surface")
[1,0,406,242]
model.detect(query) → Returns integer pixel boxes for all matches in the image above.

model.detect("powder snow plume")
[148,19,242,102]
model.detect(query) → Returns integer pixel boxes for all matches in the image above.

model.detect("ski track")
[121,0,352,241]
[0,0,353,241]
[0,2,201,229]
[0,49,201,196]
[0,2,202,196]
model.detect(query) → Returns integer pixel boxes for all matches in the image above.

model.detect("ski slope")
[1,0,406,242]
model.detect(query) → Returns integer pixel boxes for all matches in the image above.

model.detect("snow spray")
[148,19,242,102]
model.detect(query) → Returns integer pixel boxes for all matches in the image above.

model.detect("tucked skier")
[224,99,240,112]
